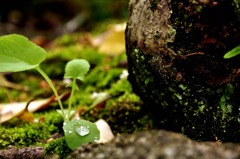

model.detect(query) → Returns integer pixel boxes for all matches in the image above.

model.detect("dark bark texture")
[126,0,240,141]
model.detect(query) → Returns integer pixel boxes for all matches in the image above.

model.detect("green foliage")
[62,59,99,150]
[0,124,45,148]
[0,111,63,149]
[84,67,123,90]
[64,59,90,82]
[218,84,234,119]
[47,47,104,66]
[44,137,72,158]
[0,34,46,72]
[64,59,90,121]
[43,46,104,77]
[0,34,99,150]
[223,45,240,59]
[63,119,100,150]
[81,76,149,134]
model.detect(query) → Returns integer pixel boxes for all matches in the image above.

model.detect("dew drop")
[63,122,67,126]
[69,130,72,134]
[94,137,99,142]
[74,125,90,136]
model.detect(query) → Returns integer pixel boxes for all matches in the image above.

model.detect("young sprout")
[0,34,100,150]
[64,59,90,121]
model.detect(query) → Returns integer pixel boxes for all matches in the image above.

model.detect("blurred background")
[0,0,128,39]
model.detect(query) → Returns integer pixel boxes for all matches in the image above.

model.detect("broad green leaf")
[223,45,240,59]
[64,59,90,81]
[63,119,100,150]
[0,34,47,72]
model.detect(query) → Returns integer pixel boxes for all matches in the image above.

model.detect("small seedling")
[0,34,100,150]
[223,45,240,59]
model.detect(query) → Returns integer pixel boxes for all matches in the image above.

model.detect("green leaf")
[223,45,240,59]
[64,59,90,81]
[0,34,47,72]
[63,119,100,150]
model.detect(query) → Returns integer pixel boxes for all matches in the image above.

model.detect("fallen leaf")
[0,92,70,123]
[91,23,126,55]
[0,97,54,123]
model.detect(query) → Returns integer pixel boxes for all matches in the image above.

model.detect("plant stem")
[67,78,76,121]
[35,66,66,121]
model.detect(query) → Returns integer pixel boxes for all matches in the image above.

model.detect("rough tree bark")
[126,0,240,141]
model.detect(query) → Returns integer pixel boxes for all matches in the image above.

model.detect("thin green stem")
[35,66,66,121]
[67,78,76,121]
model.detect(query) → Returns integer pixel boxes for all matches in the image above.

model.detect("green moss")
[218,84,234,118]
[44,137,72,158]
[84,66,123,91]
[108,77,134,95]
[53,34,81,46]
[41,47,105,77]
[0,111,63,149]
[81,77,150,134]
[47,47,104,66]
[43,41,127,78]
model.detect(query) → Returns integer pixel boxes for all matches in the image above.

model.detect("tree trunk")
[126,0,240,141]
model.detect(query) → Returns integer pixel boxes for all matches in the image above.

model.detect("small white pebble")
[63,78,72,85]
[91,92,108,99]
[120,70,129,79]
[95,119,114,143]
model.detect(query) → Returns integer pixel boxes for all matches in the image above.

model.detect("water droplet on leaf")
[69,130,72,133]
[94,136,99,142]
[74,125,90,136]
